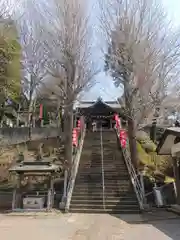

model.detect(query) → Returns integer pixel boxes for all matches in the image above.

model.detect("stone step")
[70,203,139,210]
[69,208,140,214]
[71,199,138,205]
[71,195,137,201]
[79,164,126,166]
[74,184,131,188]
[74,182,131,186]
[78,166,128,171]
[78,168,127,171]
[78,166,126,169]
[73,187,132,192]
[72,193,137,199]
[74,186,132,190]
[79,163,125,165]
[77,174,129,179]
[76,176,129,181]
[70,130,140,214]
[76,178,130,182]
[73,189,133,194]
[75,180,131,184]
[77,172,128,175]
[73,191,132,195]
[79,162,125,164]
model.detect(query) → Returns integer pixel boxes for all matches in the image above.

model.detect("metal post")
[150,106,160,142]
[173,180,177,198]
[100,126,105,210]
[40,119,44,127]
[47,176,52,211]
[47,189,51,211]
[63,169,68,200]
[12,188,17,210]
[140,171,146,204]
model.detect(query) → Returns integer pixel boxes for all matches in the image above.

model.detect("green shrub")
[136,131,149,142]
[137,141,174,179]
[141,142,156,153]
[136,130,156,152]
[137,142,154,168]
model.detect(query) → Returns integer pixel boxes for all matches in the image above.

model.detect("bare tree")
[0,0,22,19]
[40,0,98,162]
[0,0,11,18]
[101,0,180,167]
[19,18,48,126]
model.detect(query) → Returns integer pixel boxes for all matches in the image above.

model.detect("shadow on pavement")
[112,209,180,240]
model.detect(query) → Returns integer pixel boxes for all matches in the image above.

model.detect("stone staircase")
[69,130,140,213]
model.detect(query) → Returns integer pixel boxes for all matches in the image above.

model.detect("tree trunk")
[124,80,138,170]
[16,104,21,127]
[64,104,73,164]
[127,118,138,169]
[150,122,156,142]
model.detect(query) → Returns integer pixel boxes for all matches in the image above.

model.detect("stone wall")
[30,127,62,140]
[0,127,62,146]
[0,191,12,210]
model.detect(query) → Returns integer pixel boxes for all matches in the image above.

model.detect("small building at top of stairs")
[75,97,126,130]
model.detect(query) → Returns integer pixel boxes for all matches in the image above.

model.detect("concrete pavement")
[0,212,180,240]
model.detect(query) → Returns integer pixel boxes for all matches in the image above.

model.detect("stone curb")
[3,210,62,217]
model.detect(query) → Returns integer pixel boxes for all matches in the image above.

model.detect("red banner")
[77,120,81,132]
[39,104,43,119]
[116,118,119,128]
[121,139,127,148]
[119,130,127,148]
[118,118,121,129]
[114,114,118,121]
[72,128,78,147]
[114,114,121,129]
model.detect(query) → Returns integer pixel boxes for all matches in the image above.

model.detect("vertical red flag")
[77,120,81,132]
[119,130,127,148]
[114,114,118,121]
[118,118,122,129]
[39,104,43,119]
[72,128,78,147]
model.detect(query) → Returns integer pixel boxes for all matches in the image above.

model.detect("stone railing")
[0,127,63,146]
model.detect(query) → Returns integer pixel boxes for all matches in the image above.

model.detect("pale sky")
[163,0,180,25]
[83,0,180,101]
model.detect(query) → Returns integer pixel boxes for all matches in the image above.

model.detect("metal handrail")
[116,127,144,210]
[65,125,86,212]
[100,126,105,209]
[122,145,144,209]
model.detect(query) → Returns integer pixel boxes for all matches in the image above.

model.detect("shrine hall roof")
[9,160,60,173]
[76,100,120,109]
[157,127,180,155]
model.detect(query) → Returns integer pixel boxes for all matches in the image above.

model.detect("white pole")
[100,126,105,210]
[173,180,177,198]
[63,169,68,199]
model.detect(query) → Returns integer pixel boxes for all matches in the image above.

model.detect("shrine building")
[75,98,126,129]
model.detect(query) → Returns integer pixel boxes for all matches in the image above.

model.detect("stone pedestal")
[23,197,45,209]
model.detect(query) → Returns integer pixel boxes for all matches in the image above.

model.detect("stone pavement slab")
[0,212,180,240]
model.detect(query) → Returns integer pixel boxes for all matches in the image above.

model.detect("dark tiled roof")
[9,160,60,173]
[157,127,180,155]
